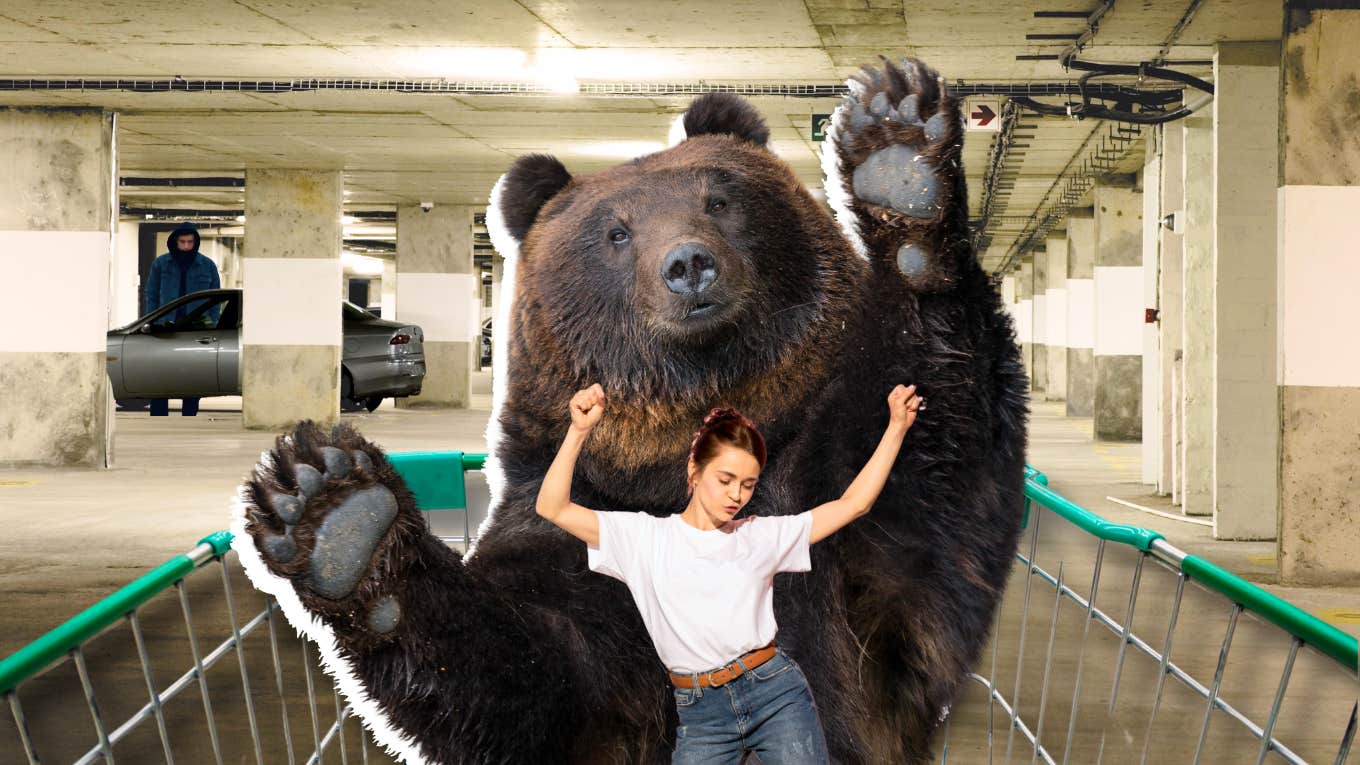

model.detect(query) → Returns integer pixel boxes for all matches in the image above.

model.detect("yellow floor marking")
[1247,554,1278,566]
[1316,608,1360,625]
[0,479,39,487]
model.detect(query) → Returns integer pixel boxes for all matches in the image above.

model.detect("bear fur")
[232,57,1028,764]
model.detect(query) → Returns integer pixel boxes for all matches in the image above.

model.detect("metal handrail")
[1023,470,1357,672]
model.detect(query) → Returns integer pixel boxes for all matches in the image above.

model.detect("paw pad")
[852,145,941,219]
[257,458,400,601]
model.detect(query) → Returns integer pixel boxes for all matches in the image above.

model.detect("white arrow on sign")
[966,99,1001,132]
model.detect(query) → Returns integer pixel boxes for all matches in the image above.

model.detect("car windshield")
[343,302,378,321]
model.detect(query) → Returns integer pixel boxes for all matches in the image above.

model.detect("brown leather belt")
[669,643,778,689]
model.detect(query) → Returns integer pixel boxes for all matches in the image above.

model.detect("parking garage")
[0,1,1356,763]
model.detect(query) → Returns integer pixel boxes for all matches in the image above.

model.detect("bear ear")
[494,154,573,242]
[680,93,770,147]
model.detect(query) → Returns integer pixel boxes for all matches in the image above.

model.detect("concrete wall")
[0,108,114,467]
[241,169,343,430]
[1213,41,1280,540]
[1093,183,1143,441]
[1181,115,1214,516]
[1276,5,1360,584]
[1065,210,1096,417]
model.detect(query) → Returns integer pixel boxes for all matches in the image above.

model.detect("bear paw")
[829,57,966,292]
[239,423,421,637]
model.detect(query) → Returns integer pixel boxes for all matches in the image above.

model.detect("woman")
[536,382,922,763]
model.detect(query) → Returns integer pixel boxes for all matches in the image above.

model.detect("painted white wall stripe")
[1033,294,1048,344]
[1094,266,1143,356]
[1,231,110,352]
[1277,185,1360,387]
[242,258,342,346]
[1066,278,1094,350]
[1017,299,1033,343]
[1093,265,1136,353]
[395,272,478,342]
[1046,288,1068,347]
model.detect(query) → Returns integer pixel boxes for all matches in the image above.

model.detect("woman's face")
[689,443,762,522]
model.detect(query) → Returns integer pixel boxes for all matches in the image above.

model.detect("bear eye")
[608,228,630,244]
[707,198,728,214]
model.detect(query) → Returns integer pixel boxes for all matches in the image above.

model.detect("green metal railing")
[2,456,1355,764]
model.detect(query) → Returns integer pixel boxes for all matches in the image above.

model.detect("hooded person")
[143,222,222,416]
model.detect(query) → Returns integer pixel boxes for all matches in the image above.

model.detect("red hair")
[688,407,767,472]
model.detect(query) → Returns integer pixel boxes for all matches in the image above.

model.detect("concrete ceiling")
[0,0,1283,271]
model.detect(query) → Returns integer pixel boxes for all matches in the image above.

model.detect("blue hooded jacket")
[145,222,221,324]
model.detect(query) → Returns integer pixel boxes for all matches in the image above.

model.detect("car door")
[120,294,232,397]
[215,293,242,394]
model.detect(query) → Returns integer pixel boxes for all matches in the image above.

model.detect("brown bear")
[232,57,1028,764]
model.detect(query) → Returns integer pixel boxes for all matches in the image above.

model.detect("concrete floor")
[1,382,1355,763]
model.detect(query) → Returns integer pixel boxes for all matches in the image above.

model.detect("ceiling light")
[235,215,246,223]
[342,215,358,225]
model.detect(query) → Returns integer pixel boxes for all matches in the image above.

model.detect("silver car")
[107,289,425,413]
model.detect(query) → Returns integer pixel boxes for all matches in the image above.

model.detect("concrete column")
[1213,41,1281,540]
[395,205,477,408]
[1093,181,1143,441]
[1276,5,1360,584]
[241,169,343,430]
[0,108,114,467]
[1158,123,1185,500]
[1065,210,1095,417]
[1181,115,1215,515]
[381,259,398,320]
[1141,153,1161,485]
[1032,248,1048,393]
[1017,257,1034,384]
[1044,234,1068,401]
[113,220,141,328]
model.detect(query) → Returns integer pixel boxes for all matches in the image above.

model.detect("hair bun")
[702,407,742,427]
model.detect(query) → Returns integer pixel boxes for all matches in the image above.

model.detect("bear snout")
[660,242,720,298]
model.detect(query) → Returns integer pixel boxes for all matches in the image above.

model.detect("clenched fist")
[569,384,606,433]
[887,384,923,431]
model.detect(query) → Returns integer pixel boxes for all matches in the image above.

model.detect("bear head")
[490,94,867,474]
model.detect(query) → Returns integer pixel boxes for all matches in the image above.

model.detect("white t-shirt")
[587,510,813,674]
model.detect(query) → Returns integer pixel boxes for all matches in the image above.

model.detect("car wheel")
[363,396,383,413]
[340,370,364,413]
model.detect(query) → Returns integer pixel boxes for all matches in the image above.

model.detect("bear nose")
[661,243,719,297]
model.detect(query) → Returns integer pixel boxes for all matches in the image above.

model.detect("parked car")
[107,289,425,413]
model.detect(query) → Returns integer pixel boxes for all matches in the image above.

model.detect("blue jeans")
[672,649,829,764]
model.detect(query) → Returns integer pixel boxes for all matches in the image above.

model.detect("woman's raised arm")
[535,384,607,546]
[808,384,921,544]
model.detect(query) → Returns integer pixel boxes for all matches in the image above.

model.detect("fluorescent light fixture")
[235,215,246,223]
[341,215,358,225]
[342,251,385,278]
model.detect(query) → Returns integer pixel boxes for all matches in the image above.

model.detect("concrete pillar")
[381,259,398,320]
[1065,210,1096,417]
[1141,156,1161,485]
[1032,248,1048,392]
[113,220,141,328]
[1276,5,1360,584]
[241,169,343,430]
[1017,257,1034,384]
[395,205,477,408]
[1044,234,1068,401]
[0,108,114,467]
[1158,124,1185,500]
[1213,41,1281,540]
[1181,115,1215,515]
[1093,181,1143,441]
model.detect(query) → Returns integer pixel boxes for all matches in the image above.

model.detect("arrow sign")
[966,99,1001,132]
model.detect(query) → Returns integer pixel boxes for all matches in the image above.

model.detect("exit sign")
[811,113,832,141]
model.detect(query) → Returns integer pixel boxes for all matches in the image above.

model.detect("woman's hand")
[569,384,606,433]
[887,384,923,431]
